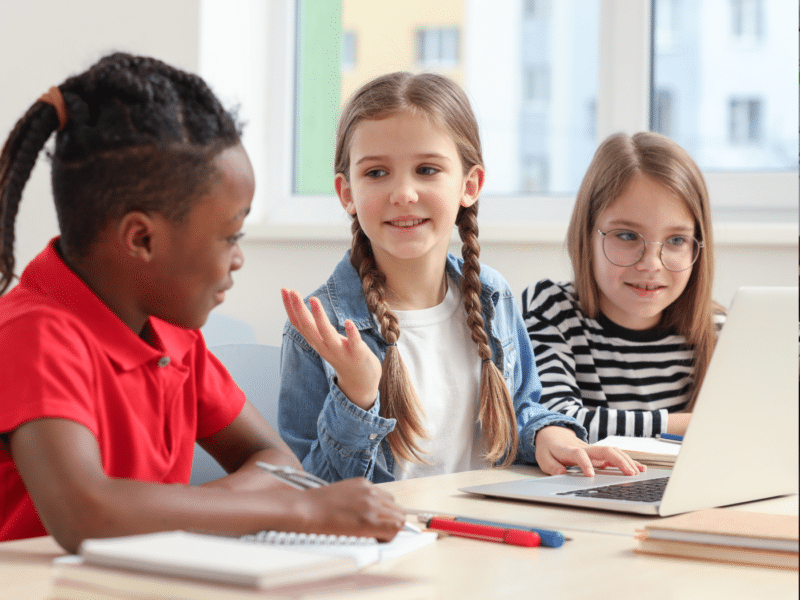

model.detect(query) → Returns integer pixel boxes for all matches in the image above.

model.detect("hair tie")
[481,358,492,364]
[38,86,69,130]
[386,342,397,348]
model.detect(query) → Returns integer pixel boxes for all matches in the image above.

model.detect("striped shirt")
[521,279,695,443]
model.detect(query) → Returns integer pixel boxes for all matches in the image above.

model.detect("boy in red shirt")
[0,52,404,553]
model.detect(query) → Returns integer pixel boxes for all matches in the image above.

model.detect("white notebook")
[79,531,359,588]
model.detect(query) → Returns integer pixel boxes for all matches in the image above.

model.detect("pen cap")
[503,529,541,548]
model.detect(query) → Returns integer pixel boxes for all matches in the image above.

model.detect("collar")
[325,251,501,332]
[19,238,196,371]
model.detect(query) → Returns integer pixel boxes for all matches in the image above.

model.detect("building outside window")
[341,31,356,71]
[729,98,763,144]
[416,27,460,68]
[199,0,797,228]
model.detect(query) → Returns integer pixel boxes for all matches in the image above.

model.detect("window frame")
[200,0,797,245]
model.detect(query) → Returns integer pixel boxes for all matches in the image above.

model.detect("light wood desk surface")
[2,466,797,599]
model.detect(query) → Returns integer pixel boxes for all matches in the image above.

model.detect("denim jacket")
[278,252,587,483]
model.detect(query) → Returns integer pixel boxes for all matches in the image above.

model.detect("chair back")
[190,343,281,485]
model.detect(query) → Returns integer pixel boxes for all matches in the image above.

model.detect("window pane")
[652,0,796,171]
[295,0,599,195]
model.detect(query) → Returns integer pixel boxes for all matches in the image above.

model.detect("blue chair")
[190,343,281,485]
[200,313,257,347]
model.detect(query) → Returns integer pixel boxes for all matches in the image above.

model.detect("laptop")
[461,287,799,516]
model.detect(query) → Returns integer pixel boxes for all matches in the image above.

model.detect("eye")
[365,168,387,178]
[417,166,439,176]
[613,230,639,243]
[666,235,690,247]
[227,231,245,245]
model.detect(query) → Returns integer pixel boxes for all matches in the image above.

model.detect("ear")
[461,165,485,208]
[117,211,157,262]
[335,173,357,215]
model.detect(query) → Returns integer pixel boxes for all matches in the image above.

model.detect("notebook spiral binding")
[241,531,378,546]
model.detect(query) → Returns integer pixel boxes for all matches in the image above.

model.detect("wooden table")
[2,466,797,599]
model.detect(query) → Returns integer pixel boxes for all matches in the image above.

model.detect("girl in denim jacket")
[278,72,643,483]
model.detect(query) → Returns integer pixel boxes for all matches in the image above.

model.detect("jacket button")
[158,356,171,368]
[368,433,378,440]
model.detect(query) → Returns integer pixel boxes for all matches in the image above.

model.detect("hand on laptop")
[534,425,646,477]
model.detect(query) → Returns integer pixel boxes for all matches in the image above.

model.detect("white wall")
[1,1,796,348]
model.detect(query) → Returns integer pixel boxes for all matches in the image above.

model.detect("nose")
[389,174,419,205]
[636,241,663,271]
[231,244,244,271]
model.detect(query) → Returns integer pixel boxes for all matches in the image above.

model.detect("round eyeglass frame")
[597,229,703,272]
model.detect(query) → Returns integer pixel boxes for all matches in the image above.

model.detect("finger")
[309,297,345,350]
[281,288,301,327]
[288,290,324,343]
[589,447,640,475]
[342,320,364,354]
[569,448,596,477]
[535,450,569,476]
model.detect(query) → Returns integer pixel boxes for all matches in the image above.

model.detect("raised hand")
[282,289,382,410]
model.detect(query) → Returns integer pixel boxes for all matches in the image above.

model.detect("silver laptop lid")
[658,286,799,515]
[460,287,799,516]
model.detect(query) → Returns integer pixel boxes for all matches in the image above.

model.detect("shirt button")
[158,356,171,368]
[368,433,378,440]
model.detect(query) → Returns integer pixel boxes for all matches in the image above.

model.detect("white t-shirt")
[388,278,488,480]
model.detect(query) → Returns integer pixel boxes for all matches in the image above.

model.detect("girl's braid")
[350,217,428,463]
[457,204,518,465]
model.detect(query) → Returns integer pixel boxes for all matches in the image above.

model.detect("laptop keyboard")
[556,476,668,503]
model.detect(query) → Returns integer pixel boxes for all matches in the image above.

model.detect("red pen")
[425,517,541,547]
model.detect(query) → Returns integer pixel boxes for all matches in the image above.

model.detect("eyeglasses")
[597,229,703,272]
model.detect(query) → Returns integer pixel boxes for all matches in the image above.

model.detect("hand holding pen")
[256,462,420,535]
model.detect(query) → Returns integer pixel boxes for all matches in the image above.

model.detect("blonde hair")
[567,131,719,410]
[336,72,518,465]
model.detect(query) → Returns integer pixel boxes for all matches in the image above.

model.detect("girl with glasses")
[521,132,724,443]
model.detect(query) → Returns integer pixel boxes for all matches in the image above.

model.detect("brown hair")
[567,131,719,410]
[336,72,518,465]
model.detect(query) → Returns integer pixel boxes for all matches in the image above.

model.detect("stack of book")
[635,508,799,570]
[593,435,680,468]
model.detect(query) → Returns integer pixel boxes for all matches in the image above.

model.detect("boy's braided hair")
[0,52,241,294]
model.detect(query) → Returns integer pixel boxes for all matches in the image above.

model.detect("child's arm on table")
[10,418,404,554]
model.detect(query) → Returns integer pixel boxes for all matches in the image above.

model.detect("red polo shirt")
[0,239,246,541]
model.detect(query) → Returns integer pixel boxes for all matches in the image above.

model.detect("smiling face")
[335,110,483,272]
[147,144,254,330]
[592,173,696,330]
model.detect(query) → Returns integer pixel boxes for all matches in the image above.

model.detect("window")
[655,0,679,47]
[730,0,763,41]
[729,98,763,143]
[524,0,550,19]
[341,31,356,71]
[524,65,550,104]
[521,156,549,194]
[652,0,795,177]
[416,27,459,68]
[653,88,674,137]
[199,0,797,235]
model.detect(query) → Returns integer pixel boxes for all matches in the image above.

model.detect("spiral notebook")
[77,528,437,589]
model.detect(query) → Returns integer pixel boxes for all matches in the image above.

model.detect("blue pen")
[454,517,566,548]
[656,433,683,443]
